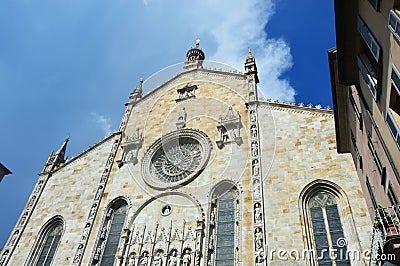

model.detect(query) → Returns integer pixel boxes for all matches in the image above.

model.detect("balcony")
[370,206,400,265]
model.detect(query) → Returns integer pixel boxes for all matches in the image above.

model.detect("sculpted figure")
[168,250,178,266]
[182,250,191,266]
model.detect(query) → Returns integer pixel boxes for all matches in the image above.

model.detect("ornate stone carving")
[167,250,178,266]
[254,203,262,224]
[255,227,263,251]
[182,249,191,266]
[216,106,242,148]
[118,128,144,167]
[176,84,198,103]
[176,108,187,129]
[142,129,212,189]
[73,244,84,263]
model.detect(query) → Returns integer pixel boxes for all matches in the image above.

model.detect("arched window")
[308,191,350,265]
[93,199,127,266]
[27,216,64,266]
[208,183,239,266]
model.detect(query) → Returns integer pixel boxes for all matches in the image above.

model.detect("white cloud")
[137,0,295,101]
[90,112,113,136]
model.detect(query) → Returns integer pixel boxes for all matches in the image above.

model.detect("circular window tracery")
[142,129,212,189]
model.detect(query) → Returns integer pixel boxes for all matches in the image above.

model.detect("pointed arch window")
[208,184,240,266]
[27,216,64,266]
[309,191,350,266]
[93,200,127,266]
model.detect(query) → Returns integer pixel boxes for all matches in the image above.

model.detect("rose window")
[142,129,212,189]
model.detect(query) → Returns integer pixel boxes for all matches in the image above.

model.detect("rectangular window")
[368,134,383,174]
[350,93,363,129]
[389,10,400,43]
[358,15,381,62]
[388,183,399,206]
[386,109,400,148]
[357,55,378,99]
[368,0,380,11]
[366,177,378,209]
[351,130,360,160]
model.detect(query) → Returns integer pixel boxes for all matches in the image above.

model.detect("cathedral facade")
[1,44,372,265]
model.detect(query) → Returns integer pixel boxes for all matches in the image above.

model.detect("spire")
[41,137,69,174]
[130,78,143,102]
[244,48,259,83]
[184,39,205,71]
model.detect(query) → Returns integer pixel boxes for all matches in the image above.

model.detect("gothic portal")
[1,43,372,265]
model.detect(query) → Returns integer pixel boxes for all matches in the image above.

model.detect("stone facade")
[1,46,372,266]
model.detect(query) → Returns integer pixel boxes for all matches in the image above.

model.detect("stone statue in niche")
[28,196,36,208]
[194,250,200,266]
[94,245,102,261]
[210,209,216,227]
[19,212,28,226]
[255,252,265,266]
[251,125,258,138]
[73,244,84,263]
[208,234,215,251]
[254,203,262,224]
[119,128,144,167]
[167,250,178,266]
[95,185,103,201]
[82,222,91,240]
[0,250,9,265]
[250,109,257,123]
[251,142,258,157]
[100,225,107,239]
[9,230,19,246]
[139,252,149,266]
[34,181,43,193]
[89,203,97,219]
[253,179,261,199]
[153,251,163,266]
[127,252,136,266]
[255,228,263,251]
[176,107,187,129]
[252,159,260,176]
[182,250,191,266]
[216,106,242,148]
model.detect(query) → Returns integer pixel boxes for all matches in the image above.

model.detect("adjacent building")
[0,163,12,183]
[329,0,400,264]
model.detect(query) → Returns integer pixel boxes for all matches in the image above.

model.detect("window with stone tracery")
[26,216,64,266]
[208,185,239,266]
[308,191,350,266]
[93,200,127,266]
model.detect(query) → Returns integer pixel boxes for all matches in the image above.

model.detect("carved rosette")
[141,129,212,189]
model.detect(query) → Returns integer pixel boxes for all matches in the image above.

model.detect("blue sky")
[0,0,335,247]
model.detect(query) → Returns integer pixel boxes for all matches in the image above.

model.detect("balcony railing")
[370,206,400,265]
